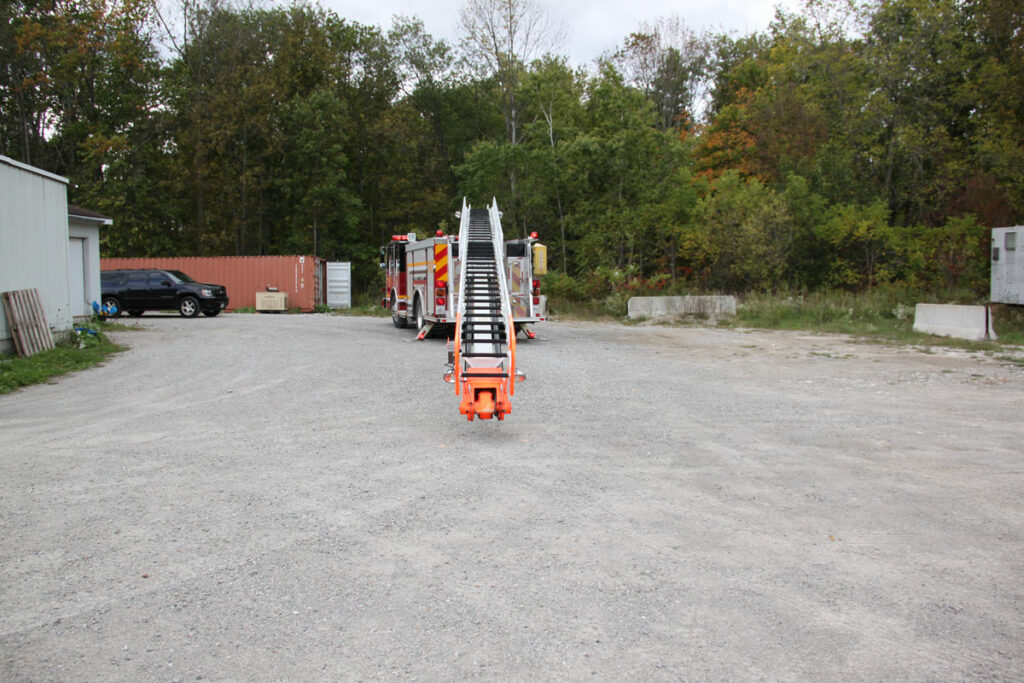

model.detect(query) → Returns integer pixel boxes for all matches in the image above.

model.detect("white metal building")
[991,226,1023,305]
[1,155,109,354]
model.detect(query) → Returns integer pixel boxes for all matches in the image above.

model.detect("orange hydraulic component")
[453,312,462,396]
[459,368,511,421]
[507,313,516,397]
[452,313,519,421]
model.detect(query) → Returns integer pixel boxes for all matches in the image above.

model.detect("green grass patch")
[732,289,916,337]
[328,292,391,318]
[97,320,145,331]
[231,306,257,313]
[728,290,1024,351]
[546,297,627,321]
[991,304,1024,345]
[331,304,391,317]
[0,323,125,394]
[547,286,1024,352]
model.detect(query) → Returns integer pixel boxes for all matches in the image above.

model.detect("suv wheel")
[102,296,121,318]
[179,296,200,318]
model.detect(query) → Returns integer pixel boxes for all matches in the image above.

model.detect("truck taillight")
[435,286,447,308]
[533,297,540,305]
[531,279,540,295]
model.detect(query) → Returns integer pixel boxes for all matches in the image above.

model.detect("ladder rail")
[452,198,471,396]
[487,199,516,395]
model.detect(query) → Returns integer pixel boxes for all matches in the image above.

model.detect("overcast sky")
[319,0,803,66]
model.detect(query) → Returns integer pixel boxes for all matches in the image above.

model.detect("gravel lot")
[1,313,1022,680]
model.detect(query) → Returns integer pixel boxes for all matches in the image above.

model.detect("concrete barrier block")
[912,303,997,341]
[628,295,737,320]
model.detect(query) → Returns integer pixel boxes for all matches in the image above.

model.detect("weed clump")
[1,322,124,394]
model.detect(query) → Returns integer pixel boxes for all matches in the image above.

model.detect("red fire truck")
[381,230,547,339]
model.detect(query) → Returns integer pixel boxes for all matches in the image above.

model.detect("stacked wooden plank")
[1,288,55,358]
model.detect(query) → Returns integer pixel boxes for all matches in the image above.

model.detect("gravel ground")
[1,313,1022,680]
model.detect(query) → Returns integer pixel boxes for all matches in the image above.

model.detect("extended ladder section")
[447,198,522,420]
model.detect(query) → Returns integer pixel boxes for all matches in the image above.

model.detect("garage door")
[68,236,87,317]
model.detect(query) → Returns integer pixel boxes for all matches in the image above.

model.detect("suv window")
[149,272,169,286]
[127,272,149,286]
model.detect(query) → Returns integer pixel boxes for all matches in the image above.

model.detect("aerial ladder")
[445,198,523,421]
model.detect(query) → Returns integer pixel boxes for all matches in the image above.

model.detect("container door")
[326,262,352,309]
[315,259,324,307]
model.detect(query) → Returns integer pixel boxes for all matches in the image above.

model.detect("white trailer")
[991,226,1023,305]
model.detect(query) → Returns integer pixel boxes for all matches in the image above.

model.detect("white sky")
[319,0,804,66]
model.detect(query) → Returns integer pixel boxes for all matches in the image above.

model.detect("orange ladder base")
[459,371,511,421]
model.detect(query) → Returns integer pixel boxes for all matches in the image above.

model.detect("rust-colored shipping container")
[100,256,326,312]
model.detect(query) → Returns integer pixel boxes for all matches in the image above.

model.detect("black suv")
[101,269,229,318]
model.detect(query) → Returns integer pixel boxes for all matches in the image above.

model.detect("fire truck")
[381,227,547,340]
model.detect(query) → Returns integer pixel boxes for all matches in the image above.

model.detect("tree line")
[2,0,1021,297]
